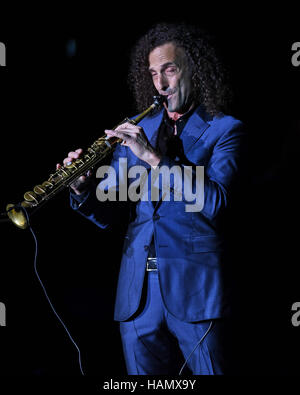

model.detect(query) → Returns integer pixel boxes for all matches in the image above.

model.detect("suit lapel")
[139,105,211,157]
[179,105,211,153]
[128,106,211,211]
[140,109,164,147]
[149,106,210,212]
[133,109,164,169]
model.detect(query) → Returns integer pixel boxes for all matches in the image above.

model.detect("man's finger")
[118,122,136,130]
[68,151,80,159]
[63,157,73,166]
[115,125,137,134]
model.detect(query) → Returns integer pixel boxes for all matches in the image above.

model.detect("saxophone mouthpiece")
[153,95,166,108]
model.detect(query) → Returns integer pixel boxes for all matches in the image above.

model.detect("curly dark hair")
[128,22,233,116]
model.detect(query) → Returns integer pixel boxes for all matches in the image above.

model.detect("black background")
[0,3,299,384]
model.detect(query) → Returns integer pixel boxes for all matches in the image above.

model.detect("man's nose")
[157,73,169,91]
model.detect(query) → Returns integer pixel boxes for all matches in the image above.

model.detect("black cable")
[178,320,214,375]
[21,207,85,376]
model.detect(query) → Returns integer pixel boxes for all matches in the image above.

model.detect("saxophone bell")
[6,203,30,230]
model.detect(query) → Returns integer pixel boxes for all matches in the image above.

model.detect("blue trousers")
[119,271,230,375]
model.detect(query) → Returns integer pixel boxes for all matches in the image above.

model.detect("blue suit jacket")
[71,106,246,322]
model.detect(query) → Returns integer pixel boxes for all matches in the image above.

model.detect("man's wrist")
[143,149,162,167]
[70,187,90,201]
[72,188,87,196]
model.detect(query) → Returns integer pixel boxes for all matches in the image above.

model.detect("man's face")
[148,42,193,113]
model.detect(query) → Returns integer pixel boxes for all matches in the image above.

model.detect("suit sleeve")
[69,144,130,229]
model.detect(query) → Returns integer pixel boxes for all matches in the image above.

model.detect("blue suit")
[71,105,245,374]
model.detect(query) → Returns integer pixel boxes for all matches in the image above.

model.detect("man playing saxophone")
[59,22,246,375]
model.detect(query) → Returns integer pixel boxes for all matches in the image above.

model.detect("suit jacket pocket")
[191,235,224,253]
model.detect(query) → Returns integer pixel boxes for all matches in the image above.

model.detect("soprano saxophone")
[6,96,163,229]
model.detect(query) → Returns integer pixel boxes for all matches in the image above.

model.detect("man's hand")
[105,122,161,167]
[56,148,92,195]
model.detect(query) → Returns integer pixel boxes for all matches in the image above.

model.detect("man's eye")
[165,67,177,74]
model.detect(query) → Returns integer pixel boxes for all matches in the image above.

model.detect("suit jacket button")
[144,245,149,251]
[153,214,160,221]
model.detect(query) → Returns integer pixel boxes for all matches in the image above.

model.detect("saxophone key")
[33,185,46,195]
[24,191,39,204]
